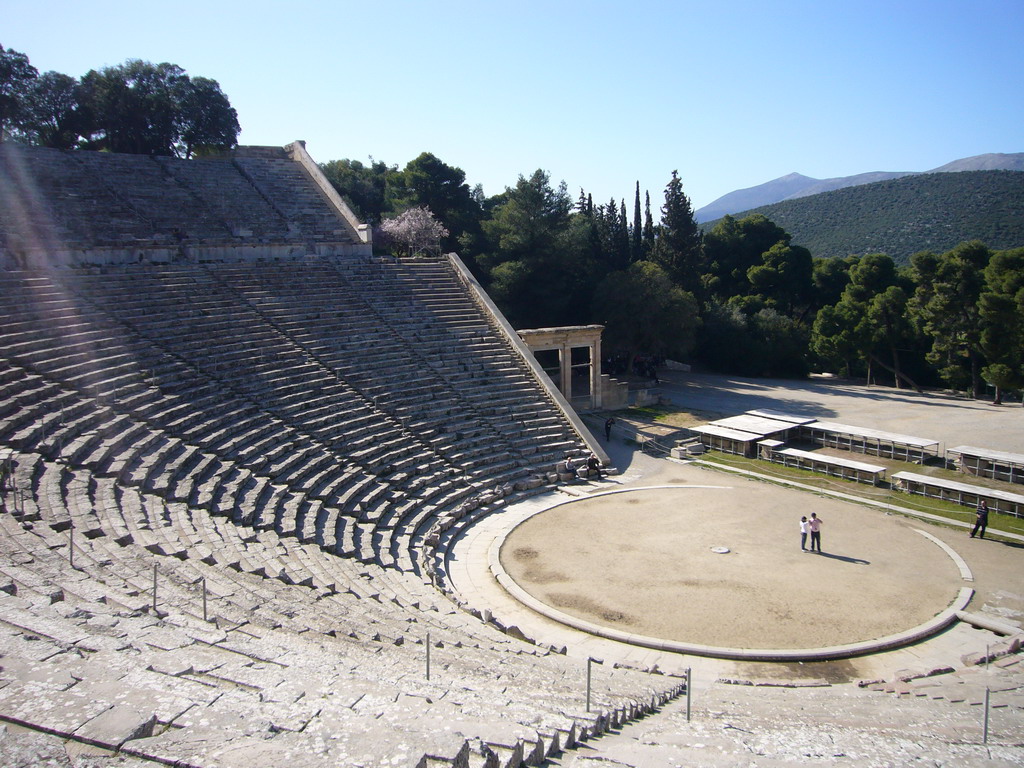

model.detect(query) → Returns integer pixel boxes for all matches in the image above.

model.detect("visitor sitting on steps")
[559,455,579,481]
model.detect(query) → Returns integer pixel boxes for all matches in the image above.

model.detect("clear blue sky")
[4,0,1022,211]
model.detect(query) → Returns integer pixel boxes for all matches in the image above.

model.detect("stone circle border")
[488,485,975,662]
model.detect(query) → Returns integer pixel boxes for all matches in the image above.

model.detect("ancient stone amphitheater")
[0,142,1021,767]
[0,142,683,766]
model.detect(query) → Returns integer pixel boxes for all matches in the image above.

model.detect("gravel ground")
[501,482,962,649]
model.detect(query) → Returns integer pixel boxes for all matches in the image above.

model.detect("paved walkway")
[659,370,1024,454]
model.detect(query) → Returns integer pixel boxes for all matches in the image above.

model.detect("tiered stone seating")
[154,155,292,242]
[202,257,579,551]
[0,253,647,765]
[0,447,682,766]
[70,151,230,242]
[0,144,107,250]
[0,144,362,262]
[231,151,351,243]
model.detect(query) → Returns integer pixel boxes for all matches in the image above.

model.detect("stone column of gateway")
[516,325,605,410]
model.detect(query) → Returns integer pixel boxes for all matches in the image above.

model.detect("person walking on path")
[604,417,615,441]
[809,512,823,552]
[800,515,809,551]
[970,500,989,539]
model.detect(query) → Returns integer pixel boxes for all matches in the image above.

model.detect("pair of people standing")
[800,513,823,552]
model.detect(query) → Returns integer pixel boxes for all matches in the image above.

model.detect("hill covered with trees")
[709,171,1024,264]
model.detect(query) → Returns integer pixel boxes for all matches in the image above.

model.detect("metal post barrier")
[426,632,431,681]
[983,644,992,744]
[152,564,158,613]
[586,658,593,713]
[69,523,75,569]
[983,687,990,744]
[686,667,692,722]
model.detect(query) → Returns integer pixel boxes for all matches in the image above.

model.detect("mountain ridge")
[695,152,1024,222]
[701,169,1024,264]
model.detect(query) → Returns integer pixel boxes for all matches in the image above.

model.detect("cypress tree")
[617,199,631,269]
[642,191,655,259]
[631,181,642,262]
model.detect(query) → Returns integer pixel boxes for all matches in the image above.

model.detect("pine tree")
[654,170,703,294]
[601,198,629,271]
[577,188,589,215]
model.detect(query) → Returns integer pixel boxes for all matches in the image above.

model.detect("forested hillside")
[711,171,1024,264]
[320,151,1024,400]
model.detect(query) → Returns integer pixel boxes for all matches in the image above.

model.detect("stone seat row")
[0,343,479,505]
[5,454,480,647]
[1,145,358,252]
[46,270,561,483]
[0,266,593,577]
[0,367,555,547]
[12,434,536,651]
[1,384,472,572]
[84,259,557,399]
[2,381,563,553]
[0,459,681,767]
[1,352,523,566]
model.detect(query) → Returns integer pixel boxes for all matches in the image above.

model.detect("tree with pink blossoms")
[377,206,449,257]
